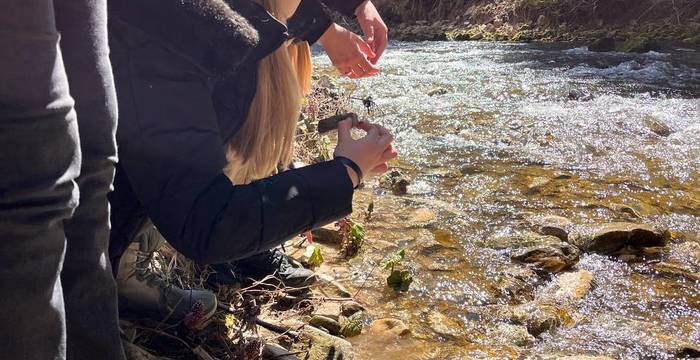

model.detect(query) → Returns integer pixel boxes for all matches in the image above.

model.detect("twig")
[353,262,380,298]
[254,318,300,339]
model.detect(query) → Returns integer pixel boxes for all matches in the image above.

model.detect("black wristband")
[335,156,363,189]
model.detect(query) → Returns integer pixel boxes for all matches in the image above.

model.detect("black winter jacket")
[108,0,364,267]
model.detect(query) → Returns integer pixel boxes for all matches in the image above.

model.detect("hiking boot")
[208,249,316,288]
[240,248,317,287]
[116,222,217,329]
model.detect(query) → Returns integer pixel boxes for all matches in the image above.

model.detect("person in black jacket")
[108,0,395,324]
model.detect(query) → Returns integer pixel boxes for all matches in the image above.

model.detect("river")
[311,41,700,359]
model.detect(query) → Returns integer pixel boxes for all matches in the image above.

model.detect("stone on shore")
[294,326,354,360]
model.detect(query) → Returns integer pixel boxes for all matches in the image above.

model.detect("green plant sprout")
[381,249,413,292]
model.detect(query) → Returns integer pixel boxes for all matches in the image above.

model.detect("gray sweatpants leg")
[55,1,124,359]
[0,0,124,359]
[0,1,77,359]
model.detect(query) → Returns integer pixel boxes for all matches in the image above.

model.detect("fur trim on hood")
[110,0,268,75]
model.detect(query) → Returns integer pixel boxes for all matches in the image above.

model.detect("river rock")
[378,169,410,195]
[427,311,464,338]
[487,323,535,346]
[548,270,594,303]
[316,274,353,298]
[311,227,343,245]
[492,265,542,301]
[512,302,570,336]
[485,231,562,250]
[571,222,666,255]
[340,301,365,317]
[644,116,672,137]
[315,301,342,320]
[618,36,661,53]
[568,89,593,101]
[530,215,573,241]
[294,326,354,360]
[408,208,437,228]
[588,37,616,52]
[309,315,342,335]
[669,241,700,267]
[511,242,580,273]
[368,318,410,338]
[653,262,700,282]
[427,87,449,96]
[527,176,551,194]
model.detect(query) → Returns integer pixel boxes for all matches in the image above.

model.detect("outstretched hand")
[319,24,379,79]
[354,0,388,64]
[334,118,397,187]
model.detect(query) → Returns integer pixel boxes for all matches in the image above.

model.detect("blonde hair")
[224,0,312,185]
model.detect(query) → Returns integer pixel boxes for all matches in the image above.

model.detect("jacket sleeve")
[287,0,366,44]
[112,26,354,265]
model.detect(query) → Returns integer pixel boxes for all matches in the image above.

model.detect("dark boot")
[209,248,316,288]
[116,223,217,329]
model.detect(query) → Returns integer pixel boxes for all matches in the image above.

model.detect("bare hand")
[319,23,379,79]
[354,0,388,64]
[334,118,397,187]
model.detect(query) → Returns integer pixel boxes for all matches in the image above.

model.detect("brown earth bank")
[372,0,700,49]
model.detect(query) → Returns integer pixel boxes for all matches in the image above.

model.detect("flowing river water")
[310,41,700,359]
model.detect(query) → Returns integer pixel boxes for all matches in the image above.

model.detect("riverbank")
[372,0,700,49]
[121,40,700,359]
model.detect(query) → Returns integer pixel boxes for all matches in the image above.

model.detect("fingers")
[337,118,353,142]
[381,144,398,162]
[378,129,394,146]
[370,163,389,174]
[356,36,377,61]
[371,25,388,64]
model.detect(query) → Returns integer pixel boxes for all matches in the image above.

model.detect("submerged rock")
[530,215,574,241]
[427,87,449,96]
[487,323,536,346]
[653,261,700,282]
[513,303,568,336]
[644,115,672,137]
[549,270,594,303]
[568,89,593,101]
[368,318,410,339]
[427,311,464,338]
[511,242,580,273]
[294,326,354,360]
[408,208,437,228]
[571,223,666,255]
[485,231,562,250]
[527,176,552,194]
[378,169,410,195]
[492,265,542,301]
